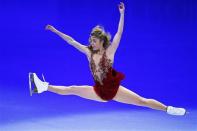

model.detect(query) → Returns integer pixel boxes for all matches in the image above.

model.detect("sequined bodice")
[89,51,113,85]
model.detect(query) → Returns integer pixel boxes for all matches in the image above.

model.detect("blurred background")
[0,0,196,130]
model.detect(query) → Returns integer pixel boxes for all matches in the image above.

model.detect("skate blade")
[185,111,189,115]
[28,72,33,96]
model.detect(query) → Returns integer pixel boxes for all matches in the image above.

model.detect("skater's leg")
[113,85,167,111]
[48,85,107,102]
[48,85,73,95]
[29,73,106,102]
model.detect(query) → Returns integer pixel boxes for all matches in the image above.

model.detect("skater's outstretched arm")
[108,2,125,54]
[45,25,90,55]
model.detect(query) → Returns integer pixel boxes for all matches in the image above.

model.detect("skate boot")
[28,72,49,96]
[166,106,186,116]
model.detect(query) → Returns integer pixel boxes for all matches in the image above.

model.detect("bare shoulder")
[106,46,115,62]
[84,46,91,59]
[106,45,115,57]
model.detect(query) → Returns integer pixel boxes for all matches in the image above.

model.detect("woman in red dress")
[29,2,186,116]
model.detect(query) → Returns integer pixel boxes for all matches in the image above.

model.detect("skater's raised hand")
[45,24,57,33]
[118,2,125,14]
[45,24,90,55]
[107,2,125,55]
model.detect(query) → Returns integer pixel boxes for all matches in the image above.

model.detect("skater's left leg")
[113,85,186,115]
[113,85,167,111]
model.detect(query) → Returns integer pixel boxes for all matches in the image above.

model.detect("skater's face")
[90,36,104,51]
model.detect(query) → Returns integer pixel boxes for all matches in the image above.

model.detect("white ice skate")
[28,72,49,96]
[166,106,186,116]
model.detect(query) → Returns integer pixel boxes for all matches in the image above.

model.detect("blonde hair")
[88,25,111,53]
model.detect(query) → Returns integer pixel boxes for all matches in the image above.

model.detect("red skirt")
[93,67,125,101]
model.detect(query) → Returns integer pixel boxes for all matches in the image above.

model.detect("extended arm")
[45,25,90,55]
[108,2,125,54]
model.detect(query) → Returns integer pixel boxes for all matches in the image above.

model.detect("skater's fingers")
[45,24,50,30]
[45,24,53,30]
[119,2,125,9]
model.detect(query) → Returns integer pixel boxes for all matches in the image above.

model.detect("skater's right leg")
[48,85,107,102]
[29,73,107,102]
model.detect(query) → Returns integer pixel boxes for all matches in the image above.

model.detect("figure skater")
[29,2,186,116]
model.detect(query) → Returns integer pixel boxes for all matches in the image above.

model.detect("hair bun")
[88,25,111,51]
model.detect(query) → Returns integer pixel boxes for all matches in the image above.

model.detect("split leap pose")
[29,2,186,116]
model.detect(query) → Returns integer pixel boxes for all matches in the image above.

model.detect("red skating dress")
[89,51,125,101]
